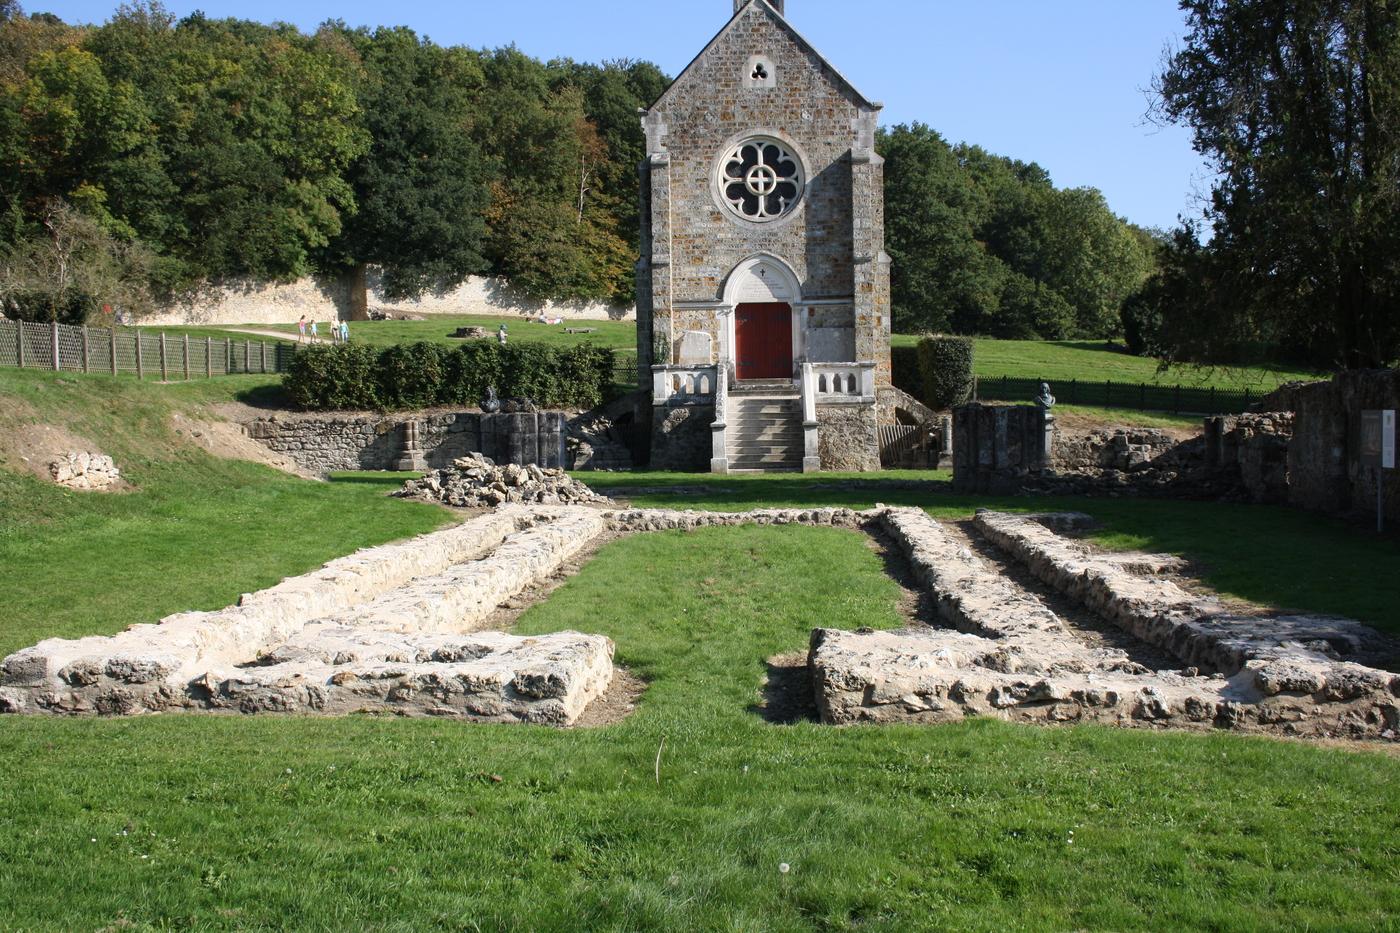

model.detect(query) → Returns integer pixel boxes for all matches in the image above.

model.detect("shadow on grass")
[327,472,413,488]
[235,382,294,409]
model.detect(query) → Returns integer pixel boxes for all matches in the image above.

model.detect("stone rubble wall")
[245,412,569,475]
[954,403,1297,503]
[204,631,615,723]
[816,404,880,472]
[811,507,1399,739]
[0,507,568,718]
[0,504,878,723]
[1261,369,1400,524]
[140,273,632,326]
[951,403,1053,493]
[972,511,1398,728]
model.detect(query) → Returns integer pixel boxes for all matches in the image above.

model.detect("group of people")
[297,316,350,344]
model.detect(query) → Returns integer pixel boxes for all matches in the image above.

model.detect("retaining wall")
[246,412,568,474]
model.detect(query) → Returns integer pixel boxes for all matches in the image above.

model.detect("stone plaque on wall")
[677,330,713,365]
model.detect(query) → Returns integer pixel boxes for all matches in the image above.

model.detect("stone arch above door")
[721,253,801,306]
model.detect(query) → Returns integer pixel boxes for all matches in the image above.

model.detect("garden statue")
[482,386,501,413]
[1034,382,1056,410]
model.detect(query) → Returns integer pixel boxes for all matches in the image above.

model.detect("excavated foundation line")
[810,508,1400,740]
[0,506,867,723]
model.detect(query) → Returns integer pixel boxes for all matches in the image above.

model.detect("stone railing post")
[710,362,729,474]
[801,361,820,473]
[51,321,60,371]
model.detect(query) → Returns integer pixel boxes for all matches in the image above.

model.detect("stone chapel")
[638,0,894,472]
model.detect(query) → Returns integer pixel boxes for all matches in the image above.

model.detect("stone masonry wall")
[246,412,568,475]
[817,404,878,471]
[1260,370,1400,525]
[951,403,1052,493]
[649,404,715,471]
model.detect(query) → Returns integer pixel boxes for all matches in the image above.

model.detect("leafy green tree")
[1155,0,1400,369]
[317,25,490,311]
[880,124,1000,333]
[78,5,367,288]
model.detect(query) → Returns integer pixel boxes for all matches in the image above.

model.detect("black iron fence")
[974,374,1260,415]
[611,355,639,387]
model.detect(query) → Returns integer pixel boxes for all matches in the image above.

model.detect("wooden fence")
[0,319,294,379]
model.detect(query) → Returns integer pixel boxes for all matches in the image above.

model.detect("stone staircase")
[725,389,803,471]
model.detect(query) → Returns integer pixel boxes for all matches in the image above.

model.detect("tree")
[0,198,155,322]
[1156,0,1400,369]
[317,25,490,312]
[880,124,1153,339]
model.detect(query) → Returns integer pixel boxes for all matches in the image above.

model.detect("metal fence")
[973,374,1259,415]
[611,355,639,386]
[0,319,294,378]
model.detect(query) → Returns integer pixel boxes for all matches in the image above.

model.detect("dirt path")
[223,326,301,342]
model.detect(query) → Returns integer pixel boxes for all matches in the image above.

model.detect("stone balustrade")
[652,365,718,404]
[810,361,876,402]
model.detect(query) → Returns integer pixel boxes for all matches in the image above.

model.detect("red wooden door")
[735,302,793,380]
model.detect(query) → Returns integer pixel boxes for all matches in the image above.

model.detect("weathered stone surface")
[394,453,610,509]
[246,412,568,475]
[816,404,879,471]
[0,507,611,722]
[49,451,120,489]
[972,510,1396,679]
[204,631,614,722]
[649,404,714,471]
[811,507,1399,740]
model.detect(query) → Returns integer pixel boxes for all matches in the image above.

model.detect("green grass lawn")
[1,488,1398,929]
[2,371,1398,929]
[149,313,1322,393]
[892,336,1322,390]
[217,314,639,354]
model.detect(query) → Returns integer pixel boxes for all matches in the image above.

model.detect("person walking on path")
[340,320,349,343]
[310,320,319,342]
[497,323,508,346]
[297,316,307,343]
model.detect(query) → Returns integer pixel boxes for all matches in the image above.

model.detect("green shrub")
[500,343,560,403]
[915,334,975,410]
[444,342,505,406]
[284,343,382,411]
[282,340,616,412]
[378,342,449,409]
[555,343,615,409]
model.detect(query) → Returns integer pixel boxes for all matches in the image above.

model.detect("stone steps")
[726,395,802,471]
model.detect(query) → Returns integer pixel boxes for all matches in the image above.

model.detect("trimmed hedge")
[915,334,975,410]
[283,341,616,412]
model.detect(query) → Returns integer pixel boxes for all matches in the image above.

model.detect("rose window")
[720,138,803,222]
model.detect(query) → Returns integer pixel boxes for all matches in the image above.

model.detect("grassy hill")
[0,369,1396,929]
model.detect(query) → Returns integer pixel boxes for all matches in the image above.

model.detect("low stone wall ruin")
[245,411,569,475]
[1261,369,1400,526]
[811,508,1399,739]
[952,403,1296,503]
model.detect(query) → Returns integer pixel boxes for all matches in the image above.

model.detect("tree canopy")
[1147,0,1400,369]
[0,2,663,320]
[1,1,1160,341]
[880,124,1156,340]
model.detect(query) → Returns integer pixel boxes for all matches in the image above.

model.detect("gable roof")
[647,0,879,113]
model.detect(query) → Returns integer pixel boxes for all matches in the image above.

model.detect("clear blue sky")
[28,0,1211,231]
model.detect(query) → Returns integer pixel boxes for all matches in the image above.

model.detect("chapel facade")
[638,0,892,472]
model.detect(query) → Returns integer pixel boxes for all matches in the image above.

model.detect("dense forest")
[0,1,1155,342]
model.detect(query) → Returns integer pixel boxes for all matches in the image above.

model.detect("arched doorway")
[722,254,801,383]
